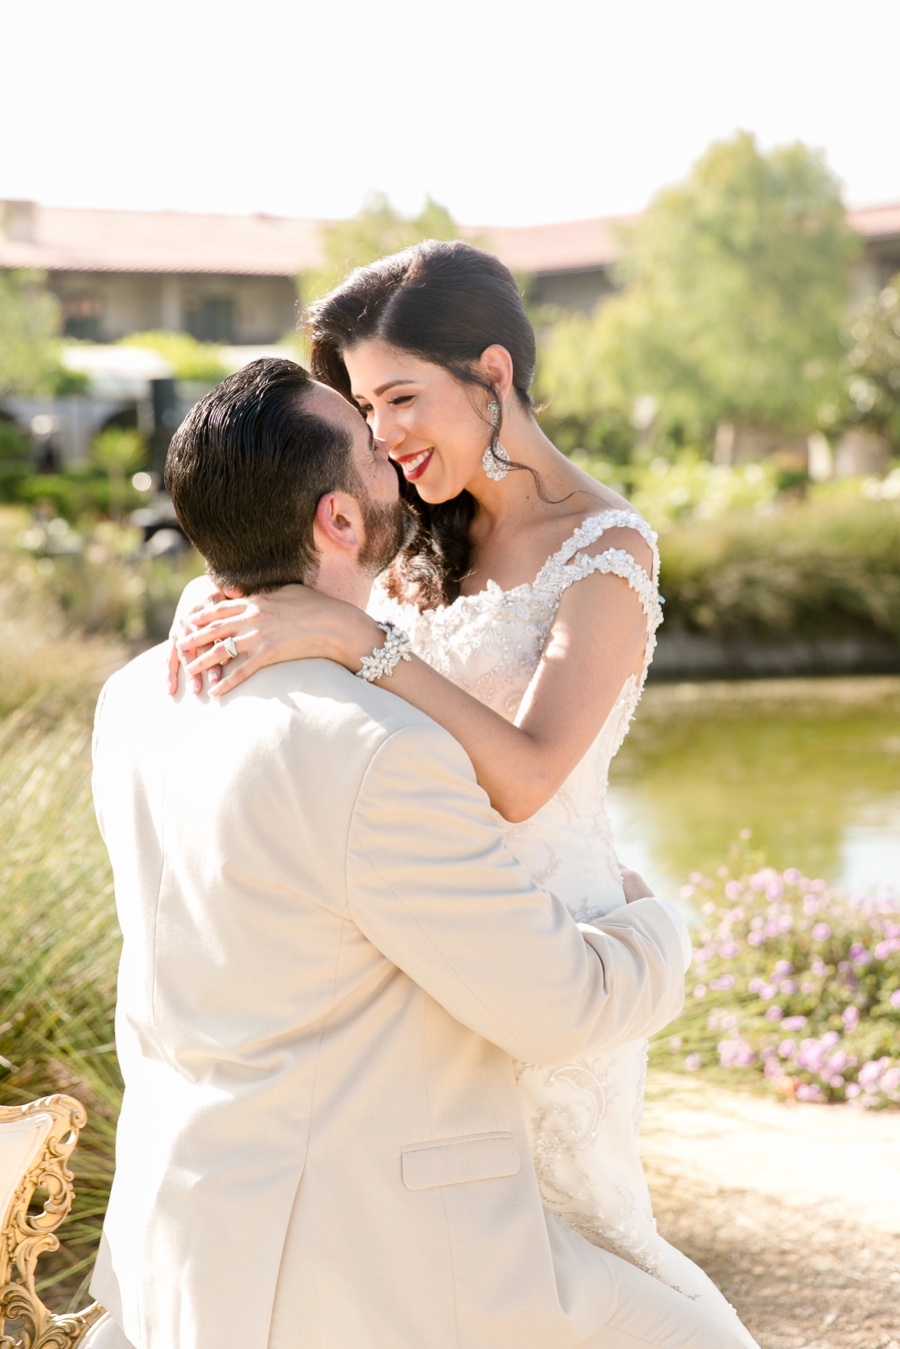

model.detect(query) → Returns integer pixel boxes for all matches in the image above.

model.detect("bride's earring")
[482,400,511,482]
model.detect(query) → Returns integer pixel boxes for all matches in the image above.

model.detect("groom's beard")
[357,495,419,579]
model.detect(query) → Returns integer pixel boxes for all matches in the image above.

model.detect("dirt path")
[642,1073,900,1349]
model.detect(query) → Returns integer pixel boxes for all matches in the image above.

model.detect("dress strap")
[530,509,664,665]
[536,510,659,582]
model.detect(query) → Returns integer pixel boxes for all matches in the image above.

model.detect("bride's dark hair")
[306,239,537,608]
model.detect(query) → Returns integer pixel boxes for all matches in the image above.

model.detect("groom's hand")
[621,867,654,904]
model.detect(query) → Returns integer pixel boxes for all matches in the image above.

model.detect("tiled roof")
[846,202,900,242]
[472,213,642,274]
[0,205,326,276]
[1,200,898,279]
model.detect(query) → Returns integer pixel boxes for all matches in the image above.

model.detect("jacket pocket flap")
[401,1131,520,1191]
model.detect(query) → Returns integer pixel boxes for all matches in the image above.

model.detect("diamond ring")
[222,637,239,659]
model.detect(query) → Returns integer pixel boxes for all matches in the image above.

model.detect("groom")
[91,359,723,1349]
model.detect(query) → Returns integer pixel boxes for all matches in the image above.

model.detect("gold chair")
[0,1096,106,1349]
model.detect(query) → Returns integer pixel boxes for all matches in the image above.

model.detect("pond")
[608,676,900,898]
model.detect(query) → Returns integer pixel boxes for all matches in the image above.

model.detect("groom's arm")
[345,721,686,1066]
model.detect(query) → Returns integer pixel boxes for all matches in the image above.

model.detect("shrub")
[118,331,225,383]
[628,453,781,528]
[0,420,30,460]
[653,852,900,1108]
[13,517,204,642]
[9,470,114,520]
[657,496,900,641]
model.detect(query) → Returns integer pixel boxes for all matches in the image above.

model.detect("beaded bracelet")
[355,621,413,683]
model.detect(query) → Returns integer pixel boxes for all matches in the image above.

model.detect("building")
[3,197,899,342]
[2,197,899,467]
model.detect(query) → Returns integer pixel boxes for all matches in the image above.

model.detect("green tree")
[300,193,457,306]
[0,271,61,396]
[822,274,900,447]
[538,133,858,453]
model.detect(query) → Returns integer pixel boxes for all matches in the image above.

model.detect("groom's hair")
[165,358,359,591]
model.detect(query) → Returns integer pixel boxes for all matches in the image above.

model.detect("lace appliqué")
[522,1055,662,1279]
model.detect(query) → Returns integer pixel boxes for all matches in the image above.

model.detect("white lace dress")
[371,509,742,1312]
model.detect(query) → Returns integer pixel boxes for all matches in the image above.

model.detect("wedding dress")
[371,509,736,1308]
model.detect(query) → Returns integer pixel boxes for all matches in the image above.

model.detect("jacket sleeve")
[345,720,685,1065]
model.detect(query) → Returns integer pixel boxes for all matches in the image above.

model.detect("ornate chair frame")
[0,1096,105,1349]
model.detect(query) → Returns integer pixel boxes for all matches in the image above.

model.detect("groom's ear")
[313,490,363,556]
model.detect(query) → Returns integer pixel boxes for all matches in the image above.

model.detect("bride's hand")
[175,584,381,698]
[167,574,228,696]
[621,867,655,903]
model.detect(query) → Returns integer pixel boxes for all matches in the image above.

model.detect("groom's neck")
[312,554,372,612]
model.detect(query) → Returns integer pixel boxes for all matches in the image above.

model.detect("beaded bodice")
[370,509,662,921]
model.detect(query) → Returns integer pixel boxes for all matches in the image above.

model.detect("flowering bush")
[653,847,900,1109]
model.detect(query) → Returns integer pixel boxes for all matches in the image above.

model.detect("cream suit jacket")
[90,646,687,1349]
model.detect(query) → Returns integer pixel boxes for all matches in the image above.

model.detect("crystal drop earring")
[483,400,511,482]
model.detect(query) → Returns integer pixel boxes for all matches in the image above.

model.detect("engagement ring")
[223,637,239,659]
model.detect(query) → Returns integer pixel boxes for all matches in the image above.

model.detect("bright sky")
[4,0,899,227]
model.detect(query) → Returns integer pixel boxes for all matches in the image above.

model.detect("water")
[608,676,900,898]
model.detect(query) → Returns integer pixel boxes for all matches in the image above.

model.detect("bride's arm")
[177,532,652,823]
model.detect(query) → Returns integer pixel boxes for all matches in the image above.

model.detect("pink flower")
[845,1083,861,1098]
[724,880,742,900]
[780,979,798,995]
[842,1006,860,1026]
[669,1035,683,1051]
[812,923,831,942]
[778,1039,796,1059]
[858,1059,888,1087]
[782,1016,808,1031]
[693,984,707,999]
[765,1006,784,1021]
[784,868,801,883]
[748,932,765,947]
[718,1039,755,1067]
[773,960,794,977]
[759,983,778,1000]
[766,879,783,901]
[710,975,735,991]
[821,1031,840,1049]
[685,1053,702,1071]
[796,1083,824,1102]
[880,1067,900,1093]
[891,990,900,1009]
[719,943,739,959]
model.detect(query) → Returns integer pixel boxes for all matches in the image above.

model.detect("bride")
[171,240,752,1339]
